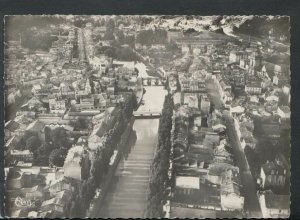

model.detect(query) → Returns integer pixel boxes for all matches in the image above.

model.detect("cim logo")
[15,197,35,208]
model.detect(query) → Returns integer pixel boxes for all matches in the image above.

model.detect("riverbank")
[88,117,135,217]
[96,119,160,218]
[90,86,167,218]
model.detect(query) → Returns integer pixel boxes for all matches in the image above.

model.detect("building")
[259,190,290,218]
[261,62,285,80]
[27,97,44,110]
[77,96,95,110]
[220,183,244,210]
[26,120,46,141]
[49,97,66,114]
[89,54,112,75]
[40,190,72,215]
[260,161,287,190]
[173,92,182,106]
[48,177,75,196]
[183,93,198,109]
[179,76,206,93]
[10,150,34,163]
[41,198,64,215]
[258,116,281,139]
[277,106,290,119]
[5,120,22,140]
[31,84,42,95]
[94,93,108,112]
[24,185,47,201]
[176,33,227,55]
[63,145,90,181]
[229,51,249,63]
[230,105,245,117]
[245,81,262,95]
[200,95,211,115]
[6,170,33,189]
[88,107,119,150]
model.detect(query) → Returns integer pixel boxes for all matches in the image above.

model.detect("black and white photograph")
[3,15,290,218]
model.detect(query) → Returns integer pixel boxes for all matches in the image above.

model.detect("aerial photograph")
[4,15,290,218]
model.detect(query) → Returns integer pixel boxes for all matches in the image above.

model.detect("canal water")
[97,86,167,218]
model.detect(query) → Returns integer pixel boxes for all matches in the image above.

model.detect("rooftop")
[264,190,290,210]
[278,105,290,113]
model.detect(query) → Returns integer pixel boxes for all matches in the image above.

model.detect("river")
[95,86,167,218]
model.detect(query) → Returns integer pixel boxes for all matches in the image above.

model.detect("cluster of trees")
[68,123,122,217]
[96,45,139,61]
[234,16,290,43]
[103,19,115,41]
[38,127,70,166]
[14,127,71,167]
[93,27,135,48]
[174,56,193,73]
[5,86,32,121]
[244,146,261,178]
[165,41,180,52]
[21,30,58,51]
[5,15,64,40]
[71,117,91,131]
[16,131,41,153]
[72,29,79,58]
[115,29,135,47]
[67,94,137,217]
[146,94,174,217]
[136,29,168,45]
[45,127,71,167]
[122,92,138,119]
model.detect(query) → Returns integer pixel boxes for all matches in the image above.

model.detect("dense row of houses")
[164,104,244,218]
[213,42,290,218]
[4,22,143,218]
[161,29,290,218]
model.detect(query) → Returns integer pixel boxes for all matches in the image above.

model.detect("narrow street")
[224,116,262,218]
[206,79,223,109]
[206,79,262,218]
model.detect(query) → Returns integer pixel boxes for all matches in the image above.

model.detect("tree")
[51,127,68,149]
[34,143,51,165]
[147,94,173,217]
[44,126,52,143]
[124,34,135,47]
[166,41,179,52]
[16,130,39,150]
[122,94,135,120]
[116,30,125,44]
[103,19,115,41]
[75,118,89,130]
[103,31,115,41]
[136,30,153,45]
[26,135,40,152]
[104,47,116,58]
[106,18,115,31]
[132,93,138,110]
[49,148,67,167]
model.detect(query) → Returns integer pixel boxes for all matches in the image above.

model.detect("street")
[206,79,223,109]
[224,116,262,218]
[206,79,262,218]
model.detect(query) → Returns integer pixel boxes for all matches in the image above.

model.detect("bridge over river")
[92,86,167,218]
